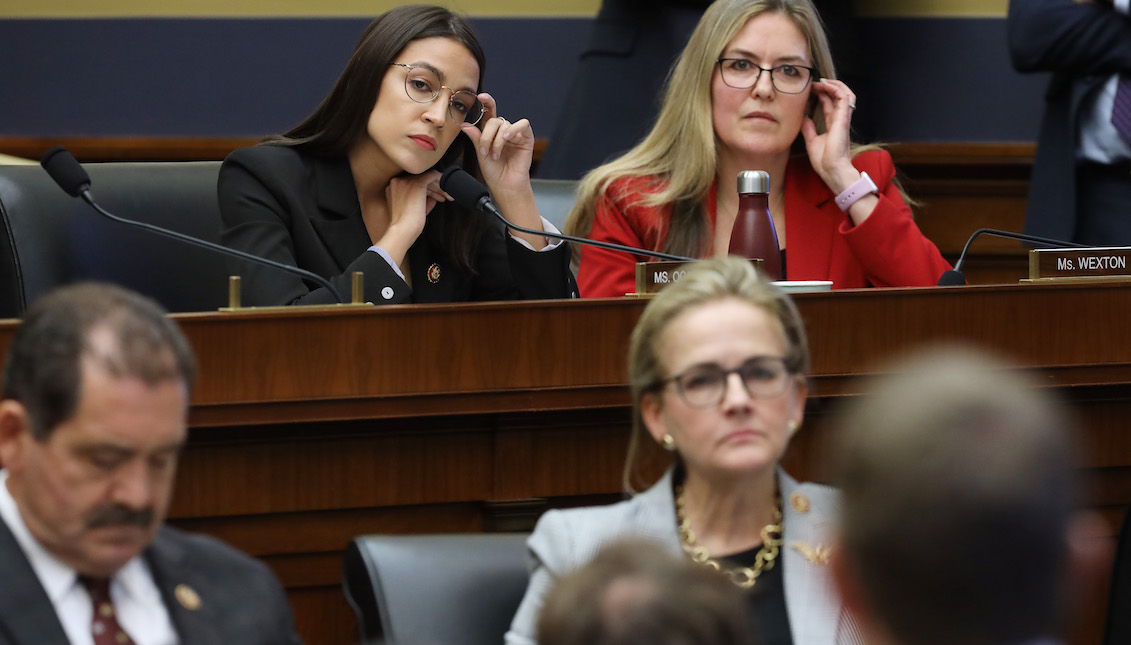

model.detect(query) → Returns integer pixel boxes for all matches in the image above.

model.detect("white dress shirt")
[1077,0,1131,164]
[0,470,178,645]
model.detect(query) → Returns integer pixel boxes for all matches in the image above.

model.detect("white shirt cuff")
[509,217,565,252]
[367,246,405,280]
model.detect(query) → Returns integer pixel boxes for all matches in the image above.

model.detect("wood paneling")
[894,142,1035,285]
[0,287,1123,645]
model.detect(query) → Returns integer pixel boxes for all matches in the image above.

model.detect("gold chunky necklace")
[675,485,783,589]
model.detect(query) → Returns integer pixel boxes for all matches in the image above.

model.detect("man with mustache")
[0,283,302,645]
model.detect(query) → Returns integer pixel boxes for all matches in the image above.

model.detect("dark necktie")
[79,576,137,645]
[1114,73,1131,147]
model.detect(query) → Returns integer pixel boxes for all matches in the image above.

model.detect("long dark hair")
[271,5,489,272]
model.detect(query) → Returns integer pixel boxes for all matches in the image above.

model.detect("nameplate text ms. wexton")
[1029,247,1131,279]
[633,259,764,295]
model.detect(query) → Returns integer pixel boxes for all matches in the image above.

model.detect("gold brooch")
[791,541,832,565]
[175,584,202,610]
[790,492,810,514]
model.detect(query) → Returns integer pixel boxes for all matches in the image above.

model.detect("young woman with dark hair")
[219,5,575,305]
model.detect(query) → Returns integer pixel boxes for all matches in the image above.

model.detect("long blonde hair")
[563,0,839,259]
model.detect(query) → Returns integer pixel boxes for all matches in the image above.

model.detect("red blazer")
[578,150,952,296]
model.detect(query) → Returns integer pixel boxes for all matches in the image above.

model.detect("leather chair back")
[0,162,228,317]
[343,533,530,645]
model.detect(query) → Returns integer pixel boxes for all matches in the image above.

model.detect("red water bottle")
[728,170,781,280]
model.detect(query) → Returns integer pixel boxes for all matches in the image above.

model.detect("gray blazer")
[0,521,303,645]
[505,468,862,645]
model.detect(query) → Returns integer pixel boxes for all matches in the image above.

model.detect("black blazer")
[219,145,576,306]
[1008,0,1131,241]
[0,521,302,645]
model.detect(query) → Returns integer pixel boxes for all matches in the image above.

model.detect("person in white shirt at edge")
[0,282,301,645]
[1008,0,1131,245]
[506,256,864,645]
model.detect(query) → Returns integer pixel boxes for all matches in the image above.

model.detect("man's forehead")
[80,322,186,385]
[59,361,188,443]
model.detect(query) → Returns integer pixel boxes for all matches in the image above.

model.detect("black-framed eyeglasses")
[390,63,485,125]
[716,58,817,95]
[658,356,795,408]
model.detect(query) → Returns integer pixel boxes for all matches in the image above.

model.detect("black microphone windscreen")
[937,270,967,286]
[41,146,91,197]
[440,166,489,210]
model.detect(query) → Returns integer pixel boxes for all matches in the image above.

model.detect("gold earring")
[661,434,677,452]
[788,420,799,436]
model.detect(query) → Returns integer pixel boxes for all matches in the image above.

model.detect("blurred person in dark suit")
[1009,0,1131,245]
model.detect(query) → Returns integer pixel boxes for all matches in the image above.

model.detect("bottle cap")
[737,170,770,194]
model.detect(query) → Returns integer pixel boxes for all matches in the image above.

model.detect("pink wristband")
[835,171,878,211]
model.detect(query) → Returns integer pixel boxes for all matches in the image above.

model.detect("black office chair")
[530,178,577,231]
[1104,507,1131,644]
[343,533,530,645]
[0,162,229,317]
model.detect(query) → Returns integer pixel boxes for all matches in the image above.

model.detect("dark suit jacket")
[219,145,576,306]
[535,0,713,180]
[536,0,869,180]
[1008,0,1131,241]
[0,522,302,645]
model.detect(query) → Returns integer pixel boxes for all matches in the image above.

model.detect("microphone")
[938,227,1090,286]
[40,146,344,304]
[439,166,694,263]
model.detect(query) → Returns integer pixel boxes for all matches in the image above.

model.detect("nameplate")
[631,259,763,296]
[1028,247,1131,280]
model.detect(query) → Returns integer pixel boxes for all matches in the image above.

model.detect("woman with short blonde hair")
[507,257,863,645]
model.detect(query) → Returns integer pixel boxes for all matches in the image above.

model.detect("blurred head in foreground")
[832,346,1082,645]
[537,539,759,645]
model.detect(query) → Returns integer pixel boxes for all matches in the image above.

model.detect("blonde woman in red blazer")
[564,0,950,296]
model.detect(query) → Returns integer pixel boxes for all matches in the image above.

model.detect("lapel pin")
[427,263,442,283]
[790,541,832,565]
[790,492,810,514]
[175,583,202,611]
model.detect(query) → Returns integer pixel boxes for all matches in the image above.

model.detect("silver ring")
[848,103,857,110]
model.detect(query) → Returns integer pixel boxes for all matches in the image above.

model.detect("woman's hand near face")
[801,79,879,226]
[460,93,535,193]
[459,92,549,248]
[377,169,450,264]
[801,79,860,194]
